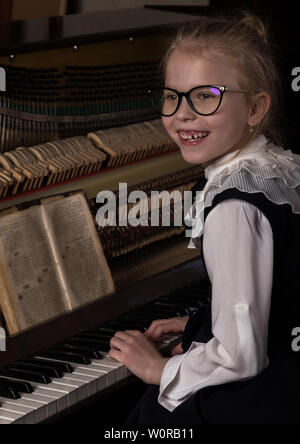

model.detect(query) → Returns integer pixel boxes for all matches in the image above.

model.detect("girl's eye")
[198,93,213,100]
[165,94,178,101]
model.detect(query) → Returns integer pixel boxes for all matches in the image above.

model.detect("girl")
[109,11,300,424]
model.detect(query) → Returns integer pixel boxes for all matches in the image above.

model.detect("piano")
[0,6,211,424]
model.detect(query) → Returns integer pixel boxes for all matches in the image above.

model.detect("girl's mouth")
[178,130,210,146]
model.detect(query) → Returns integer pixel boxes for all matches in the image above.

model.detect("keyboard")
[0,279,209,424]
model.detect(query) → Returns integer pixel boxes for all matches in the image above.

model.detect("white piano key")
[0,396,42,424]
[71,365,107,392]
[0,375,62,416]
[0,400,36,424]
[0,415,14,424]
[63,372,98,397]
[9,396,47,423]
[0,407,29,424]
[89,363,117,385]
[29,386,68,412]
[0,417,12,424]
[76,363,115,387]
[51,378,88,403]
[21,392,57,419]
[34,382,78,408]
[98,355,126,381]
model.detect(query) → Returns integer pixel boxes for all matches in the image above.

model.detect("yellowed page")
[0,206,67,333]
[42,192,115,309]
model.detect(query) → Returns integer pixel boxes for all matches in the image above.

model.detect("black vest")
[182,187,300,356]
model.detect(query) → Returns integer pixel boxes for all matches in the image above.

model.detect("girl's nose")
[175,97,196,121]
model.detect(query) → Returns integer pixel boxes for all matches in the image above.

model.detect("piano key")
[2,368,51,384]
[0,417,13,424]
[8,362,63,378]
[0,383,20,400]
[29,384,74,410]
[36,350,91,364]
[30,357,74,373]
[53,343,103,359]
[0,396,47,423]
[91,326,116,335]
[50,378,88,403]
[0,376,33,393]
[0,399,36,424]
[129,307,181,317]
[70,365,107,392]
[57,372,98,397]
[0,406,31,424]
[74,363,115,388]
[100,355,127,380]
[63,337,109,352]
[21,391,58,419]
[102,320,149,331]
[78,331,113,340]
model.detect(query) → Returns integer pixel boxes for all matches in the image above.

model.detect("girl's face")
[162,49,253,165]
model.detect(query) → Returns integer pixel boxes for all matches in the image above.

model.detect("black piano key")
[29,357,74,373]
[132,304,180,315]
[53,344,103,359]
[122,314,156,324]
[78,331,113,341]
[37,350,91,365]
[159,295,203,307]
[62,338,110,353]
[0,368,51,384]
[13,362,64,378]
[102,320,149,331]
[0,376,33,394]
[152,301,190,314]
[127,308,180,319]
[91,326,117,335]
[0,383,21,400]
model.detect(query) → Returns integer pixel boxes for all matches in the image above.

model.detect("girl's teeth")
[180,132,209,140]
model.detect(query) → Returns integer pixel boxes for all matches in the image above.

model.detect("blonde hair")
[161,11,283,147]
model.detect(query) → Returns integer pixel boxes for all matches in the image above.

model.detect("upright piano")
[0,7,211,424]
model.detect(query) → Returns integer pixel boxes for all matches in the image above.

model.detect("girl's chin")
[179,149,209,165]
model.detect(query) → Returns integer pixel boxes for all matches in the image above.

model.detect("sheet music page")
[42,192,115,309]
[0,206,67,333]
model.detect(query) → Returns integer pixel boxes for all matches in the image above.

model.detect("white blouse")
[158,198,273,412]
[157,134,300,412]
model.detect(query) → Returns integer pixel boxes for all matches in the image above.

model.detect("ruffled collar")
[204,134,269,181]
[185,135,300,249]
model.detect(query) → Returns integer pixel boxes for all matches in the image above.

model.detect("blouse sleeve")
[158,199,274,412]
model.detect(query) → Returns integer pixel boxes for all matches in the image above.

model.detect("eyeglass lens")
[150,86,222,116]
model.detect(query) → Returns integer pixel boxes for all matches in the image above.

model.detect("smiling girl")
[109,12,300,424]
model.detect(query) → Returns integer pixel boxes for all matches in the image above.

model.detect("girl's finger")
[171,343,184,356]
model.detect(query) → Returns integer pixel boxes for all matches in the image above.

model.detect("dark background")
[60,0,300,154]
[0,0,299,152]
[211,0,300,153]
[144,0,300,153]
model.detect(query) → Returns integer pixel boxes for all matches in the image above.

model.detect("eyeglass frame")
[147,85,251,117]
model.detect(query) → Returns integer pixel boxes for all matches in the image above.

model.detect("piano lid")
[0,7,202,56]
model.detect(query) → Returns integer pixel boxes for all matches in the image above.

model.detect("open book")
[0,192,115,335]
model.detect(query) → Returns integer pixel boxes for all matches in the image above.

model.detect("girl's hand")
[145,316,189,355]
[109,330,170,385]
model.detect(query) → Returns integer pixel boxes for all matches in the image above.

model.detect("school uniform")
[126,135,300,424]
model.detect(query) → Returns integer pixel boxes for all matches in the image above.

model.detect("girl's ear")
[247,92,271,127]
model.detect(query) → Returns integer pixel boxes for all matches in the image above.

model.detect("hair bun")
[239,12,269,45]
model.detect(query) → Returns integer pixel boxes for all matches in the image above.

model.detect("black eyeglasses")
[147,85,251,117]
